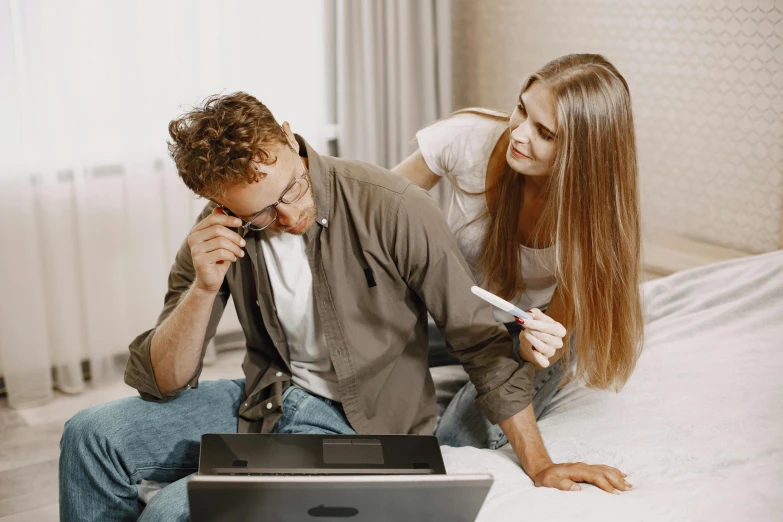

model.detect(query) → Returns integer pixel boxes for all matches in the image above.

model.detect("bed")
[440,250,783,521]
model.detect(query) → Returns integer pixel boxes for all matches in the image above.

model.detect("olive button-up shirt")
[124,136,534,434]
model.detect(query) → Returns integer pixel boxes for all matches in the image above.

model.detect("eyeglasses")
[220,154,311,232]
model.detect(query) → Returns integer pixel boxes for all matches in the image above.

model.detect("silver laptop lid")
[187,474,494,522]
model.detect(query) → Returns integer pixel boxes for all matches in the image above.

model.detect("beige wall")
[452,0,783,253]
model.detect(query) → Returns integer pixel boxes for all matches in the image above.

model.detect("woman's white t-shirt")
[416,112,557,323]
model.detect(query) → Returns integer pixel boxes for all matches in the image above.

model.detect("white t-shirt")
[259,232,340,401]
[416,112,558,323]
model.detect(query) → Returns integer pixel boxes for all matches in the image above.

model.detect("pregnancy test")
[471,286,533,320]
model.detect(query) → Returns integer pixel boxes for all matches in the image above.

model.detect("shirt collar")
[295,134,331,230]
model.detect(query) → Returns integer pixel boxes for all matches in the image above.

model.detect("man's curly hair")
[168,92,288,200]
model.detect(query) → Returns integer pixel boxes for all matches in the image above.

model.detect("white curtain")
[0,0,330,408]
[335,0,452,169]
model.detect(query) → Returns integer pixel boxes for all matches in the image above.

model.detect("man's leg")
[136,384,356,522]
[59,378,245,522]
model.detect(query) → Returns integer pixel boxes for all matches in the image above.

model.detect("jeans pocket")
[281,384,296,403]
[282,385,310,415]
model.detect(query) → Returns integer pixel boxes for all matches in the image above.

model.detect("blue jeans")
[432,321,575,449]
[59,380,355,522]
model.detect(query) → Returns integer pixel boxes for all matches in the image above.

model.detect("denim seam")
[289,393,311,418]
[129,465,199,485]
[134,465,198,471]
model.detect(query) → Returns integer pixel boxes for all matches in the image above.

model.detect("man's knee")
[61,399,137,455]
[62,406,107,453]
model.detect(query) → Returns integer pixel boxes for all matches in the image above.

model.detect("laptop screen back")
[199,433,447,475]
[187,474,493,522]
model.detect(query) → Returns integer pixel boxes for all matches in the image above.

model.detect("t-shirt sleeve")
[415,112,505,180]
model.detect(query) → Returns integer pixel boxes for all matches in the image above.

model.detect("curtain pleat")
[336,0,452,169]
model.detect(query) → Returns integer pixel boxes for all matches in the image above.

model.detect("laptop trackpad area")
[323,439,384,465]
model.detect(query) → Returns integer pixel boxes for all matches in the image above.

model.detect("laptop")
[198,433,447,475]
[187,474,494,522]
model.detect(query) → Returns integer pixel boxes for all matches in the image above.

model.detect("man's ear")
[280,121,298,151]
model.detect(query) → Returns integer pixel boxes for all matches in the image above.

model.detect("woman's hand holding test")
[516,308,567,370]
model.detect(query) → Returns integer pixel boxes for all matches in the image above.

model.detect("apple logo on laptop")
[308,504,359,517]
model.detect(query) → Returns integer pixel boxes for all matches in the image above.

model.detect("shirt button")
[275,371,282,377]
[244,402,248,407]
[185,385,191,389]
[266,403,273,410]
[321,218,327,225]
[256,300,260,307]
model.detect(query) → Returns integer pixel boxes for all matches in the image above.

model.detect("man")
[59,92,626,522]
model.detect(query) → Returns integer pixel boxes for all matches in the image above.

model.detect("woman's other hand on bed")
[532,462,632,494]
[515,308,567,370]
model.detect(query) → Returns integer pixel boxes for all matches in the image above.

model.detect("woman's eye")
[516,103,526,115]
[539,128,554,141]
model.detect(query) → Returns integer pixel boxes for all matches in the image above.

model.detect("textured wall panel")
[452,0,783,253]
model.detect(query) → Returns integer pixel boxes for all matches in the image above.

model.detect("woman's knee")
[436,381,500,449]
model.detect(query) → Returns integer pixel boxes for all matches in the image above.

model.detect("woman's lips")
[511,146,530,159]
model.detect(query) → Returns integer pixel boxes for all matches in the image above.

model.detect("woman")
[394,54,643,490]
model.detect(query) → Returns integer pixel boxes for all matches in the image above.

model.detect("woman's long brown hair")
[444,55,643,390]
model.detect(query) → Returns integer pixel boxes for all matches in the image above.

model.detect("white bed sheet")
[442,250,783,521]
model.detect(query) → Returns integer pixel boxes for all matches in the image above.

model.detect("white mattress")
[442,250,783,521]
